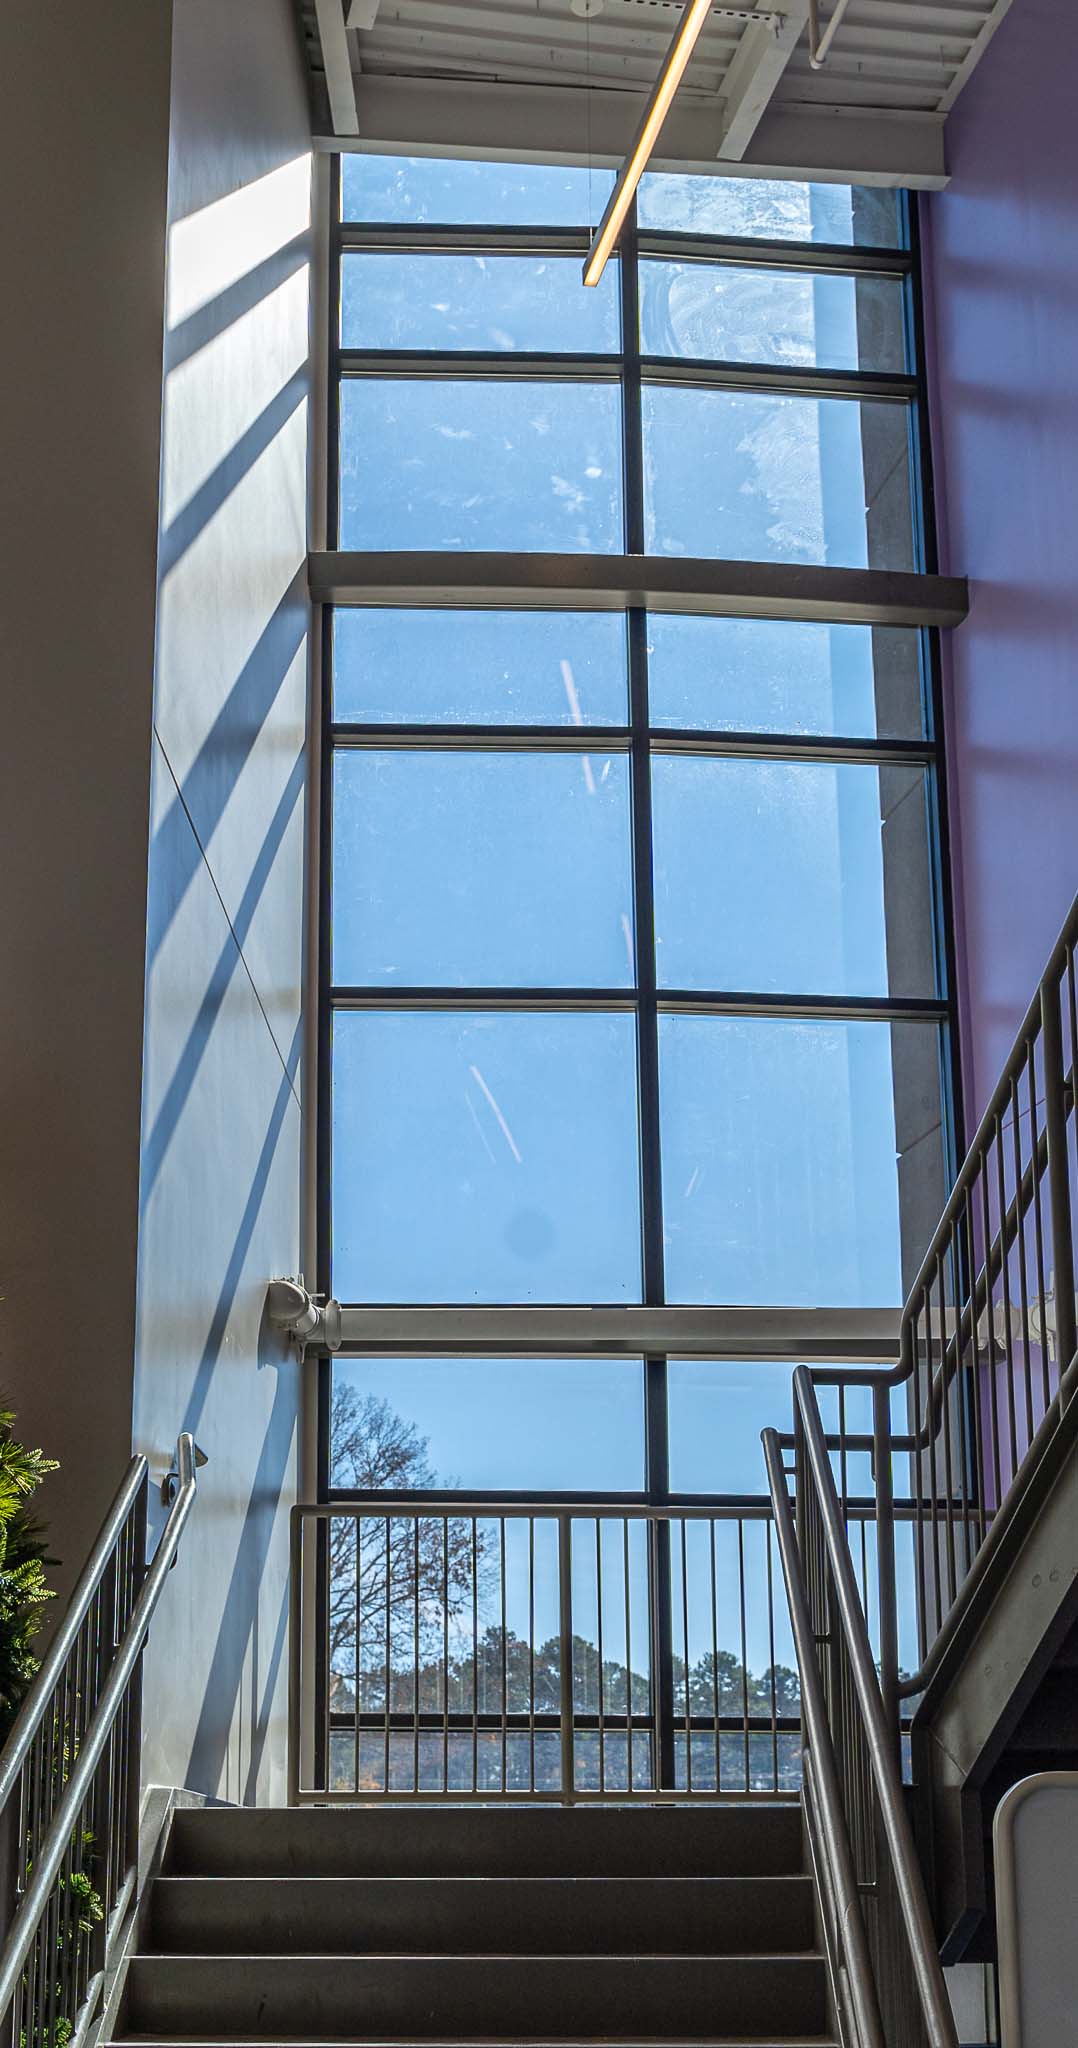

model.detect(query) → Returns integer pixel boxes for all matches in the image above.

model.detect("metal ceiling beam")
[313,0,359,136]
[716,1,811,161]
[325,73,948,186]
[310,551,970,629]
[346,0,381,24]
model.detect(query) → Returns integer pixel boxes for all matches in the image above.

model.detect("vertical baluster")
[680,1520,692,1794]
[738,1521,750,1796]
[908,1311,928,1666]
[443,1520,451,1797]
[499,1520,508,1797]
[471,1520,479,1798]
[980,1160,1004,1513]
[623,1519,634,1797]
[765,1519,778,1795]
[558,1516,574,1805]
[595,1519,605,1797]
[1010,1070,1035,1450]
[948,1216,974,1590]
[353,1519,362,1798]
[528,1519,536,1796]
[709,1517,721,1795]
[413,1520,421,1796]
[1027,1043,1051,1412]
[963,1192,988,1550]
[1043,961,1077,1377]
[383,1517,392,1797]
[936,1254,959,1610]
[994,1118,1019,1483]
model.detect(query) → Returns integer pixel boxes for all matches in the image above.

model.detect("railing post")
[123,1473,149,1886]
[557,1515,575,1805]
[1041,971,1077,1379]
[873,1383,900,1751]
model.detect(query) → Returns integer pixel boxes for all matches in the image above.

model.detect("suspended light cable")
[583,0,713,287]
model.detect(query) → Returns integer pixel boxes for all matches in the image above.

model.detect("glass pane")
[342,154,615,227]
[646,616,924,740]
[658,1014,944,1307]
[332,1357,645,1490]
[639,261,906,373]
[652,756,936,998]
[668,1359,794,1495]
[642,385,915,571]
[343,252,619,353]
[340,380,623,552]
[637,174,902,249]
[333,750,634,987]
[333,1011,642,1303]
[667,1362,910,1498]
[333,610,629,726]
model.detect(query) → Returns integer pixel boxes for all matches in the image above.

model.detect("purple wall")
[923,0,1078,1125]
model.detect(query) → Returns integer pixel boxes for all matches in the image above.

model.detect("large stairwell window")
[306,155,958,1800]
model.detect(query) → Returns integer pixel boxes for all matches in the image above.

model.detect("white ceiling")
[298,0,1016,186]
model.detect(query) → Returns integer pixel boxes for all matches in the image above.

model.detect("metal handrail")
[0,1432,200,2026]
[762,1429,884,2048]
[792,1373,959,2048]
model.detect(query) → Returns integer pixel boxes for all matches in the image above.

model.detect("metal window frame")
[316,170,961,1506]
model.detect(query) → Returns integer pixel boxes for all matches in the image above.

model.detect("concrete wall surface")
[134,0,313,1803]
[0,5,174,1600]
[923,0,1078,1122]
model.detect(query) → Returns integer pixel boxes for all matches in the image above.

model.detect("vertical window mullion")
[620,204,664,1311]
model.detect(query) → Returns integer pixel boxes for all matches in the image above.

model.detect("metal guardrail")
[767,1400,959,2048]
[785,896,1078,1714]
[290,1498,815,1803]
[0,1434,200,2048]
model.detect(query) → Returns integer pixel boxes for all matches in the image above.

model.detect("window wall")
[310,156,957,1796]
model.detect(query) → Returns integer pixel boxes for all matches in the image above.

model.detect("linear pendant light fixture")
[583,0,714,287]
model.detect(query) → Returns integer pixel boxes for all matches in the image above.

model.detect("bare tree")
[328,1388,481,1699]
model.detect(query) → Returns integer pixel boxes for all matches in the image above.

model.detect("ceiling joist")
[313,0,359,135]
[716,1,810,161]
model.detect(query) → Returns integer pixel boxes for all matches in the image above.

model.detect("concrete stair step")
[120,1954,829,2041]
[147,1875,815,1957]
[164,1805,804,1881]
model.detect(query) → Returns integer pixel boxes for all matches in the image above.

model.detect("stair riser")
[165,1805,804,1880]
[150,1876,815,1957]
[124,1955,828,2040]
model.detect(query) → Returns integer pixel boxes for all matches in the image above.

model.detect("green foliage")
[0,1400,57,1736]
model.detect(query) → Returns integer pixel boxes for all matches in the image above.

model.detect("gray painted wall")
[0,5,174,1599]
[134,0,314,1804]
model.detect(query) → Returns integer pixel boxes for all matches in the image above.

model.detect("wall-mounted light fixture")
[583,0,714,287]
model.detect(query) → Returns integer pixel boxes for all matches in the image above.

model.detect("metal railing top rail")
[895,891,1078,1380]
[0,1433,201,2028]
[789,1378,959,2048]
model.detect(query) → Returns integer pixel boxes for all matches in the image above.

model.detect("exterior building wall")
[134,0,315,1803]
[923,0,1078,1122]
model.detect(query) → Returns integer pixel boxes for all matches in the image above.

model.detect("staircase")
[109,1804,834,2046]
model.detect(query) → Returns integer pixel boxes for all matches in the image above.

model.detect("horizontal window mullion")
[657,989,948,1022]
[338,349,623,381]
[648,729,935,767]
[328,987,946,1021]
[636,229,912,278]
[330,987,640,1013]
[337,223,912,279]
[330,723,630,752]
[640,355,917,404]
[339,222,594,257]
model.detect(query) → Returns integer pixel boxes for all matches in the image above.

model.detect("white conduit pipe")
[807,0,853,68]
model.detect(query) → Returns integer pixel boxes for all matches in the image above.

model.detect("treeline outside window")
[316,154,953,1796]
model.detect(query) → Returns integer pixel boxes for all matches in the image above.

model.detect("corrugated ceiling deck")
[348,0,1003,111]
